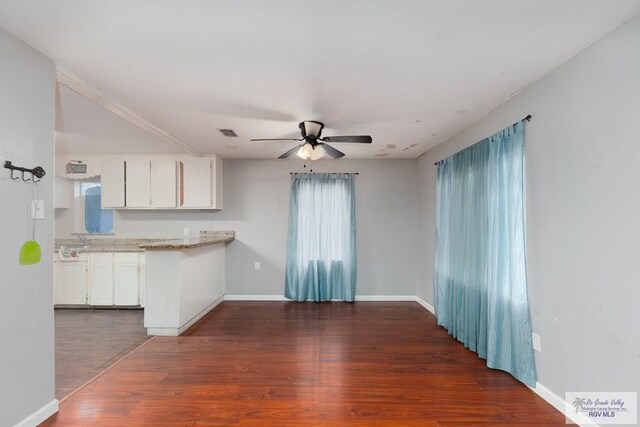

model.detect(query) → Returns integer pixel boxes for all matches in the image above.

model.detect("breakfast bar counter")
[142,231,234,336]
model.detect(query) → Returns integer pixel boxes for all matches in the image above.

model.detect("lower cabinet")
[89,253,115,305]
[54,252,145,307]
[54,256,88,305]
[89,252,143,307]
[113,253,141,305]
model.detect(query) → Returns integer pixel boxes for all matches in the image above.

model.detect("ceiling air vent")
[218,129,238,137]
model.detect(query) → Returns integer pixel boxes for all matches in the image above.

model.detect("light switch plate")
[532,333,542,352]
[254,262,261,270]
[31,200,44,219]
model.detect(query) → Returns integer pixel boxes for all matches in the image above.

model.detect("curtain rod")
[290,172,359,175]
[433,114,532,166]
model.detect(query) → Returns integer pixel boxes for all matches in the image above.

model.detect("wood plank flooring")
[43,302,566,426]
[54,308,150,399]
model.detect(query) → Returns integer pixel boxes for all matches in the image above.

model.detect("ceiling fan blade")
[278,144,303,159]
[322,135,372,144]
[321,143,345,159]
[251,138,303,142]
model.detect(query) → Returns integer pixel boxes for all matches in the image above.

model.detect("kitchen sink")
[58,246,89,261]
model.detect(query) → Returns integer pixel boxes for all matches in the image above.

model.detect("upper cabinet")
[54,176,72,209]
[101,156,221,210]
[152,160,178,208]
[101,160,126,208]
[126,160,152,208]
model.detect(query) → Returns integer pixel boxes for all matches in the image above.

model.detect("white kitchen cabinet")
[55,251,144,307]
[179,157,222,209]
[180,159,212,208]
[88,253,115,305]
[125,160,152,208]
[152,160,177,208]
[54,176,71,209]
[55,259,88,305]
[101,160,126,208]
[113,253,140,306]
[100,156,221,210]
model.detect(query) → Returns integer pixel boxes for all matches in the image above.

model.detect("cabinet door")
[89,253,114,305]
[56,262,88,305]
[113,253,140,306]
[126,160,152,208]
[180,159,212,208]
[101,160,126,208]
[55,176,71,209]
[152,160,177,208]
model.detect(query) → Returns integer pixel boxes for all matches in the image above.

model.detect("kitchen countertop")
[139,231,235,250]
[58,245,147,253]
[55,231,235,253]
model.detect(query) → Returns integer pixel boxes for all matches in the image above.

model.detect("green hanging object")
[20,240,42,265]
[20,181,42,265]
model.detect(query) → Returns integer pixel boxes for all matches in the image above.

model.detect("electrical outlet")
[532,333,542,352]
[31,200,44,219]
[183,227,190,237]
[254,262,261,270]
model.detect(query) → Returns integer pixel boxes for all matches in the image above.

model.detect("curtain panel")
[285,173,357,301]
[434,121,536,386]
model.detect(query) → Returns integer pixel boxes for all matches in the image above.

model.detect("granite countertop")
[55,231,235,252]
[139,231,235,250]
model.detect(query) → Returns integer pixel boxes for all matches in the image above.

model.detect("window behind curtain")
[285,173,357,302]
[433,120,536,386]
[83,184,113,233]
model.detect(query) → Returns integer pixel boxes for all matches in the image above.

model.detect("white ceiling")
[1,1,639,159]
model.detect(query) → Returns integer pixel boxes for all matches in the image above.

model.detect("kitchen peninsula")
[141,231,234,336]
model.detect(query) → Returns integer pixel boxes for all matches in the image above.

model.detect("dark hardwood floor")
[54,308,150,399]
[44,302,566,425]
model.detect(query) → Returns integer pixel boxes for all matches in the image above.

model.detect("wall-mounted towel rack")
[4,161,46,182]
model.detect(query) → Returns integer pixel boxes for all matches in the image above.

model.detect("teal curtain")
[434,121,536,387]
[285,173,357,301]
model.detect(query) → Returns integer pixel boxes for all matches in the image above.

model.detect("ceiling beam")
[56,65,202,156]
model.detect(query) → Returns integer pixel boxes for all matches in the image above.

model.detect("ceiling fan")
[251,121,372,160]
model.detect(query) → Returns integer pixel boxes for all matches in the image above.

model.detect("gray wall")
[0,28,56,425]
[79,158,420,296]
[417,15,640,397]
[216,159,419,296]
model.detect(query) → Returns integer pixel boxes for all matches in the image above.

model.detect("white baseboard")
[224,295,420,302]
[355,295,417,301]
[414,296,435,314]
[224,295,288,301]
[529,382,596,426]
[13,399,58,427]
[147,295,225,336]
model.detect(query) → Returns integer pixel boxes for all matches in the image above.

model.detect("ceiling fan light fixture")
[310,144,326,160]
[295,142,326,160]
[296,142,314,160]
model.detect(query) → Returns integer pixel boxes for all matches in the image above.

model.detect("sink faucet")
[72,233,90,246]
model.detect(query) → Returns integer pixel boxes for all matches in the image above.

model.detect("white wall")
[0,28,57,426]
[417,15,640,400]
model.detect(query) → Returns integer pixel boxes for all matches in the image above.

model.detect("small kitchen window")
[82,183,114,233]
